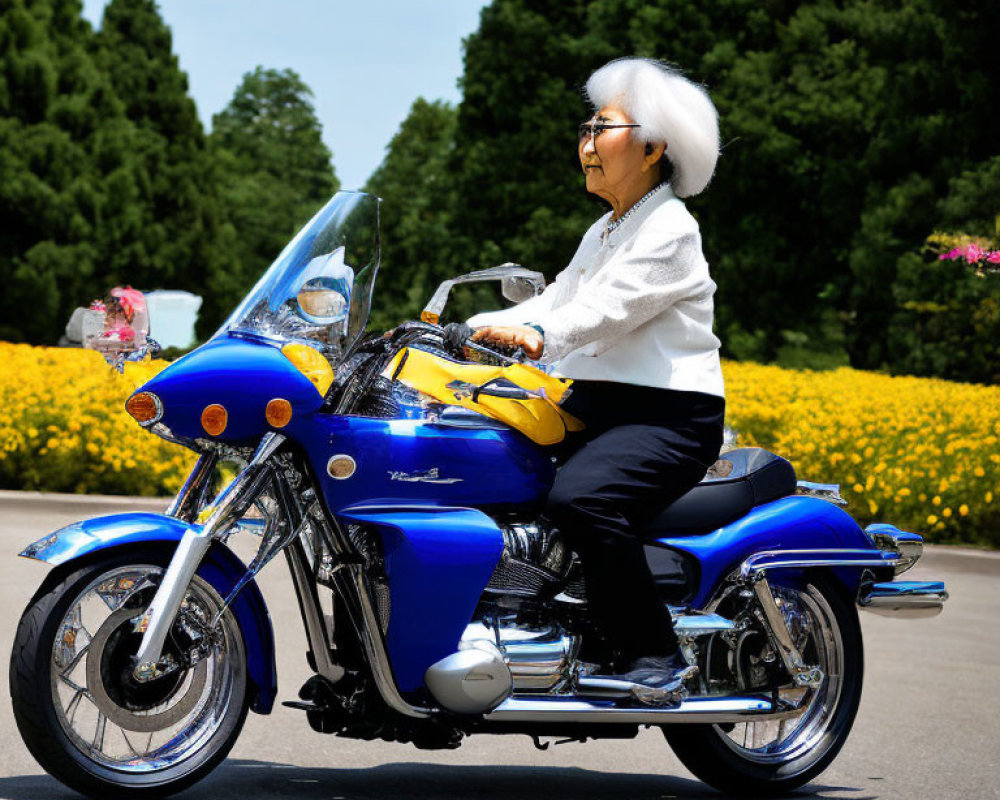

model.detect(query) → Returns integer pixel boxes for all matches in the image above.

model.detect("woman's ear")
[642,142,667,172]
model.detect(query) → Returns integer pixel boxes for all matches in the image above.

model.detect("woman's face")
[578,104,655,205]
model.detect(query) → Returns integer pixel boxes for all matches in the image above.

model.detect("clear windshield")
[221,192,380,361]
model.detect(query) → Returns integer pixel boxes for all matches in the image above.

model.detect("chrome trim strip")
[858,580,948,618]
[133,434,285,678]
[484,695,799,724]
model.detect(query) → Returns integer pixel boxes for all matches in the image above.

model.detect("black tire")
[10,546,251,799]
[664,574,864,796]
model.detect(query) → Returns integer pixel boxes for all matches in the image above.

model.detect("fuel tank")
[298,411,556,513]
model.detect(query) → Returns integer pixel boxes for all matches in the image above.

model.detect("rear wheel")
[664,575,863,795]
[10,547,250,799]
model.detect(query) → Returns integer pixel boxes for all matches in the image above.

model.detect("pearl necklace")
[603,182,668,242]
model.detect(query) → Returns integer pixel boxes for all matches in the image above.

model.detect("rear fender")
[658,496,882,607]
[20,512,277,714]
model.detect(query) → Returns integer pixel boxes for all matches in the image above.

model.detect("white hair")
[585,58,719,198]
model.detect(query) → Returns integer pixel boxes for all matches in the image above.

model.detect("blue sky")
[81,1,489,190]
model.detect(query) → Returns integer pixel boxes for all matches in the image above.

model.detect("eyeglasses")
[577,121,641,143]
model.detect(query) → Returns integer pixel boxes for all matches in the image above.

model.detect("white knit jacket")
[468,184,724,397]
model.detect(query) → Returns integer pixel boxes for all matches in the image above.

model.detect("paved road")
[0,491,997,799]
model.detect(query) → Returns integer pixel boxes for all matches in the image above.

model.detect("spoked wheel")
[664,575,863,795]
[10,547,250,799]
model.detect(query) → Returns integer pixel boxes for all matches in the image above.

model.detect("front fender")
[20,512,277,714]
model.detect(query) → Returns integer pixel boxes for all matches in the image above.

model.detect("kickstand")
[530,735,550,751]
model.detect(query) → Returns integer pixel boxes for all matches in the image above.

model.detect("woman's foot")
[614,653,699,707]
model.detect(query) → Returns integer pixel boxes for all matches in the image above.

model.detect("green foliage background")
[1,0,997,381]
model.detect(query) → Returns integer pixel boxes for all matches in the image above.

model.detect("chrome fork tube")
[165,451,219,521]
[132,433,285,680]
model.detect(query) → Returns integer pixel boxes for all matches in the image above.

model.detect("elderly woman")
[469,57,724,702]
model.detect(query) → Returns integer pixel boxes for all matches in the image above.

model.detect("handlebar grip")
[443,322,474,355]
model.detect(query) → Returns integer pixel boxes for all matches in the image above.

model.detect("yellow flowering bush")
[723,361,1000,547]
[0,343,195,496]
[1,343,997,546]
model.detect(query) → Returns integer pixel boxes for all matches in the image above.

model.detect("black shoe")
[615,653,699,707]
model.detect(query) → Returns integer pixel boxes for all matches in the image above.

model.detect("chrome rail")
[328,564,434,718]
[300,494,435,719]
[739,548,900,581]
[285,541,346,683]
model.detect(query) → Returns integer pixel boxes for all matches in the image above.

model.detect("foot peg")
[576,663,699,708]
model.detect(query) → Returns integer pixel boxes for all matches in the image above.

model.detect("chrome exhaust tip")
[858,580,948,618]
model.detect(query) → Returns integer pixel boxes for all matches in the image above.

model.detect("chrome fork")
[132,433,285,681]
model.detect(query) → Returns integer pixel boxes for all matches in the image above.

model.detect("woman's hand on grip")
[471,324,544,360]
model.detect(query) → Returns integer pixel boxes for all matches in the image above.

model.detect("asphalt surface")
[0,490,997,799]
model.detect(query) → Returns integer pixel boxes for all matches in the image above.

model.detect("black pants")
[545,381,725,666]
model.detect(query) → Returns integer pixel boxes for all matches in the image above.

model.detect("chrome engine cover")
[461,621,578,693]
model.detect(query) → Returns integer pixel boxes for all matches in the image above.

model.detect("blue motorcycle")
[11,191,948,798]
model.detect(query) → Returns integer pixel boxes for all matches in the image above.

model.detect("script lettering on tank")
[387,468,464,484]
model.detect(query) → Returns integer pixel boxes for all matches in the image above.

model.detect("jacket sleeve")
[534,227,710,361]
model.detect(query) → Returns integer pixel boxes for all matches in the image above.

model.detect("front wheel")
[664,574,864,795]
[10,546,250,799]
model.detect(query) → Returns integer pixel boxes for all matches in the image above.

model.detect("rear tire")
[10,546,250,799]
[664,574,863,795]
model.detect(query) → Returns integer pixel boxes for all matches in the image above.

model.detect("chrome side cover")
[424,642,512,714]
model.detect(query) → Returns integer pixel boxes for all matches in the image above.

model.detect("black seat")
[641,447,797,538]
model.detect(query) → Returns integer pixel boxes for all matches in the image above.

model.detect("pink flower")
[962,243,985,263]
[987,251,1000,264]
[939,248,962,261]
[116,325,135,342]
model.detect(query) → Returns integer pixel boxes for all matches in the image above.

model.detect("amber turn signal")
[201,404,228,436]
[265,398,293,428]
[125,392,163,426]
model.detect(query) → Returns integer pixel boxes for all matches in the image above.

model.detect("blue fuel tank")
[296,412,557,514]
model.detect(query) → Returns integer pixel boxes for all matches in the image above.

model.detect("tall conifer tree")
[207,67,338,328]
[0,0,116,342]
[94,0,236,316]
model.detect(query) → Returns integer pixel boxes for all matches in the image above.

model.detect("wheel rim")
[714,583,845,764]
[49,565,244,773]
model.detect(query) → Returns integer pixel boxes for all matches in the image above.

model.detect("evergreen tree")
[450,0,606,279]
[364,98,458,330]
[94,0,236,317]
[441,0,999,373]
[207,66,339,330]
[0,0,115,342]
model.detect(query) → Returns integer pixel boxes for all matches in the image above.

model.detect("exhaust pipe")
[484,694,798,725]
